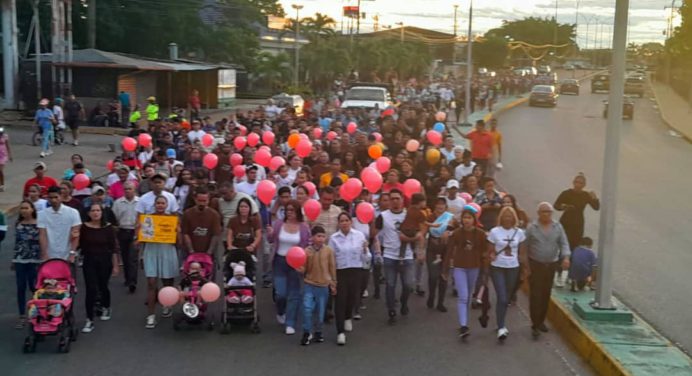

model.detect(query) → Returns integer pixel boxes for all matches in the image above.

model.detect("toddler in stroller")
[173,253,215,330]
[221,253,260,334]
[226,262,254,304]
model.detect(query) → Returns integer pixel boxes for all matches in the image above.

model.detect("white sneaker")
[285,326,296,335]
[554,272,565,288]
[46,149,54,156]
[99,307,111,321]
[161,307,172,318]
[39,152,46,158]
[497,327,509,340]
[73,140,79,146]
[344,319,353,332]
[362,290,369,298]
[276,314,286,325]
[81,320,94,333]
[337,333,346,346]
[145,315,157,329]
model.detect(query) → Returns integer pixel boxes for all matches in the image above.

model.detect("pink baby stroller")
[23,259,77,353]
[173,253,215,331]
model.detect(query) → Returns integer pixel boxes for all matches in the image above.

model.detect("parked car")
[271,93,305,115]
[559,79,580,95]
[591,74,610,93]
[603,98,634,120]
[624,76,645,97]
[563,63,576,70]
[341,85,392,110]
[529,85,558,107]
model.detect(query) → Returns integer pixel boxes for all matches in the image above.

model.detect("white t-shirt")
[31,199,48,213]
[188,129,207,143]
[37,204,82,260]
[277,227,301,257]
[107,172,138,187]
[235,181,259,202]
[487,226,526,269]
[377,210,412,260]
[136,190,179,214]
[446,195,466,220]
[138,150,154,166]
[455,161,477,181]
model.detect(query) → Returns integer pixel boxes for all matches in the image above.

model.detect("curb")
[0,122,130,136]
[648,82,692,144]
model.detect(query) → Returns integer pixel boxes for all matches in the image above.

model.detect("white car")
[271,93,304,115]
[341,86,392,110]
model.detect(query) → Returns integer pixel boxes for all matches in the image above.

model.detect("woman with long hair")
[226,198,262,280]
[12,201,40,329]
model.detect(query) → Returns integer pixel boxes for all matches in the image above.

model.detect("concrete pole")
[33,0,42,100]
[463,0,472,126]
[292,4,303,88]
[594,0,629,310]
[2,0,18,108]
[66,0,72,92]
[452,4,458,65]
[51,0,58,97]
[87,0,95,48]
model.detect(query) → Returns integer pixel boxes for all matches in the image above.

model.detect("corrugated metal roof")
[46,49,220,72]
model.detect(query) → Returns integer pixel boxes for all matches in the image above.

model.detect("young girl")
[0,127,13,191]
[12,201,40,329]
[26,184,47,213]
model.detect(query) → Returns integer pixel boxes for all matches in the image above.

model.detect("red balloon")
[106,160,114,171]
[360,167,383,193]
[372,132,383,142]
[313,128,323,139]
[255,148,272,167]
[426,130,443,146]
[403,179,422,198]
[262,131,275,145]
[406,139,420,152]
[286,246,307,269]
[238,125,247,136]
[347,122,358,134]
[259,145,271,152]
[203,153,218,169]
[342,178,363,202]
[233,165,246,178]
[435,111,447,122]
[296,139,312,158]
[303,199,321,222]
[303,182,316,197]
[257,180,277,205]
[247,132,260,147]
[269,156,286,172]
[121,137,137,152]
[138,133,152,148]
[73,173,90,190]
[382,108,395,117]
[375,157,391,174]
[356,202,375,224]
[326,131,337,141]
[233,136,247,150]
[201,133,214,148]
[229,153,243,167]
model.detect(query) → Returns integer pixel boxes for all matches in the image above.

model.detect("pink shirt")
[108,179,138,200]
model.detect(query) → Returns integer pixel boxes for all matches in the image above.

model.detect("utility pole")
[594,0,629,311]
[462,0,473,126]
[575,0,580,49]
[292,4,303,88]
[88,0,95,48]
[2,0,18,109]
[67,0,73,93]
[452,4,459,65]
[33,0,41,100]
[553,0,559,57]
[395,22,404,43]
[356,0,361,35]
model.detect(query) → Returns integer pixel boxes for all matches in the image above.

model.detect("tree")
[253,52,291,90]
[666,1,692,69]
[473,36,509,69]
[487,17,576,47]
[302,13,337,40]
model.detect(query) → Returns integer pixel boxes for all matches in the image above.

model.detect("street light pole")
[463,0,473,126]
[594,0,629,310]
[292,4,303,88]
[396,21,404,43]
[452,4,459,64]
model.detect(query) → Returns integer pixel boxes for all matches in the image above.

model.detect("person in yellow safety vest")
[145,96,159,125]
[129,104,142,127]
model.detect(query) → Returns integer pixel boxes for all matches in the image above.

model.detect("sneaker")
[313,332,325,343]
[362,289,369,298]
[373,291,380,300]
[427,299,434,309]
[537,323,549,333]
[262,281,272,289]
[344,319,353,332]
[145,315,157,329]
[161,307,172,318]
[531,326,540,338]
[458,326,470,339]
[415,286,425,296]
[436,304,448,313]
[285,326,296,335]
[39,152,46,158]
[479,315,489,328]
[387,310,397,325]
[46,149,53,156]
[353,313,362,321]
[73,140,79,146]
[400,304,409,316]
[81,320,95,333]
[0,185,5,192]
[300,332,312,346]
[99,307,112,321]
[497,327,509,341]
[276,314,286,325]
[336,333,346,346]
[128,285,136,294]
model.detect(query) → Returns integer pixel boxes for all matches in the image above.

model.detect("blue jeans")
[383,258,414,312]
[273,255,302,328]
[490,266,520,329]
[15,263,39,315]
[41,127,54,152]
[302,283,329,333]
[453,267,480,327]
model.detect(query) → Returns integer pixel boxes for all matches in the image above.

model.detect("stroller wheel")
[58,335,71,353]
[23,336,36,353]
[206,320,214,331]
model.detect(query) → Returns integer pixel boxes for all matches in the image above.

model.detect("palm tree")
[253,52,292,91]
[302,13,336,40]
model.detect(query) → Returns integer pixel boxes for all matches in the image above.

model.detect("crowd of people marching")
[11,92,600,347]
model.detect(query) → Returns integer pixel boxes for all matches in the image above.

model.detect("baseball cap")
[92,186,106,195]
[117,165,130,173]
[446,180,460,189]
[34,161,47,170]
[151,172,169,181]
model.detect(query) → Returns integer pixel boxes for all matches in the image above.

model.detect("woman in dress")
[0,127,13,191]
[12,201,40,329]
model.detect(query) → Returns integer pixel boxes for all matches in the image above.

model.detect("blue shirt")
[569,246,596,281]
[35,108,54,130]
[119,92,131,108]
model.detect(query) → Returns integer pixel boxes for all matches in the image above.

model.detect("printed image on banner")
[138,214,178,244]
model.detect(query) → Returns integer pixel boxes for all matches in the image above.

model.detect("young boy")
[569,237,597,292]
[300,226,336,346]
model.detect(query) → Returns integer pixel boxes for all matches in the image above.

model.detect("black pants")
[83,253,112,320]
[372,262,383,296]
[335,268,361,334]
[117,229,137,287]
[426,238,447,307]
[529,259,558,327]
[356,268,370,311]
[473,267,491,319]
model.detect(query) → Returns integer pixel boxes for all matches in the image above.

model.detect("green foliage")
[487,17,576,46]
[253,52,291,90]
[473,36,509,69]
[666,1,692,69]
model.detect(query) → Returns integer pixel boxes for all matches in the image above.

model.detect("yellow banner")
[138,215,178,244]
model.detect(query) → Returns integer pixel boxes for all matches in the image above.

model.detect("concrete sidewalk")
[650,80,692,141]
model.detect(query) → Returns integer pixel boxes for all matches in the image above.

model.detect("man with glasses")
[113,181,140,293]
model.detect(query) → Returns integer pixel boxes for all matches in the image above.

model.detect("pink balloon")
[426,130,443,146]
[356,202,375,224]
[106,160,114,171]
[257,180,277,205]
[262,131,275,145]
[342,178,363,202]
[73,173,90,190]
[247,132,260,147]
[269,156,286,172]
[459,192,473,204]
[121,137,137,152]
[406,139,420,152]
[403,178,422,198]
[303,199,321,222]
[238,125,247,136]
[255,148,272,167]
[259,145,271,152]
[138,133,152,148]
[233,136,247,150]
[360,167,383,193]
[326,131,337,141]
[303,182,316,197]
[203,153,218,169]
[375,157,391,174]
[435,111,447,122]
[313,128,323,139]
[201,133,214,148]
[200,282,221,302]
[233,165,246,178]
[296,139,312,158]
[230,153,243,167]
[468,202,482,217]
[372,132,383,142]
[157,286,179,307]
[347,122,358,134]
[286,246,307,269]
[299,133,309,141]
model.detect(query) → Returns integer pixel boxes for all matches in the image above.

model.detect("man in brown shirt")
[182,187,221,256]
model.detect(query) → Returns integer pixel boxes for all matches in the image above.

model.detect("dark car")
[559,79,580,95]
[528,85,558,107]
[603,98,634,120]
[591,74,610,93]
[624,76,645,98]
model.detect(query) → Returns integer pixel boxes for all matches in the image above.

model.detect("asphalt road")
[494,80,692,353]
